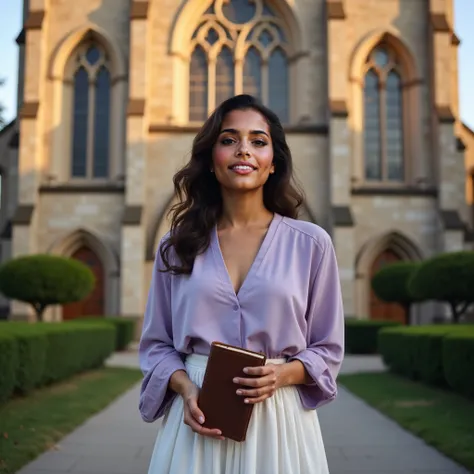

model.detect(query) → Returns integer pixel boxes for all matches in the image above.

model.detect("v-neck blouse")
[211,212,280,298]
[139,214,345,423]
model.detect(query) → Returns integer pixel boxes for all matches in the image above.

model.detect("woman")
[139,94,344,474]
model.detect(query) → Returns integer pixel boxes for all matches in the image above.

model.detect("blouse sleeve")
[138,242,186,423]
[288,234,345,410]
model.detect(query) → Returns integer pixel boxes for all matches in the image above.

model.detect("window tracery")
[189,0,290,122]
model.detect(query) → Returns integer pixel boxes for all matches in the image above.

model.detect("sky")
[0,0,473,129]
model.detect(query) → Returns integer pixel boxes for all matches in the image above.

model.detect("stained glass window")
[71,67,89,178]
[93,67,110,178]
[268,48,289,123]
[215,47,235,107]
[189,46,209,122]
[363,46,405,182]
[364,70,381,180]
[70,43,111,179]
[243,47,262,100]
[385,71,403,181]
[222,0,256,24]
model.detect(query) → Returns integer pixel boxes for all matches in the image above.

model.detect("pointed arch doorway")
[369,249,406,323]
[63,246,105,319]
[356,231,424,324]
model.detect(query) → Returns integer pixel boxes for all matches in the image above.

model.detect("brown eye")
[221,138,234,145]
[254,139,267,147]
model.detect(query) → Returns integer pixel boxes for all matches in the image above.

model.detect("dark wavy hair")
[160,94,305,274]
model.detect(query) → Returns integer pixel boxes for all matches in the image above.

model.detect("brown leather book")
[197,341,267,442]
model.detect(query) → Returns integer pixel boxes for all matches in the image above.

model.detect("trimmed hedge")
[106,317,135,350]
[40,323,115,384]
[0,321,116,403]
[0,333,18,402]
[443,333,474,398]
[378,324,474,398]
[377,326,422,378]
[9,327,47,393]
[69,317,136,351]
[345,319,402,354]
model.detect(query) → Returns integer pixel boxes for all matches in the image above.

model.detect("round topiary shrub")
[409,251,474,323]
[371,261,421,325]
[0,254,95,321]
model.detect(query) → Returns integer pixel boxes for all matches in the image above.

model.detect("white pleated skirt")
[147,354,330,474]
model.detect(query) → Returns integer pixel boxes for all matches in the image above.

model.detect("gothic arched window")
[189,0,290,122]
[70,43,111,179]
[363,46,405,182]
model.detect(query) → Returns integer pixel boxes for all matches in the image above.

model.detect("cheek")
[212,146,230,169]
[257,148,274,170]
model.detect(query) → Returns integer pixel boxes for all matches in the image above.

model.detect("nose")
[236,140,250,157]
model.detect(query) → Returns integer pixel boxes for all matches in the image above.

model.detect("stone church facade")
[0,0,473,325]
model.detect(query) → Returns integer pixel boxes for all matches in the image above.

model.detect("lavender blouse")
[138,213,345,423]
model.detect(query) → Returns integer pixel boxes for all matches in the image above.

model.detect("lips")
[229,165,256,176]
[228,162,257,174]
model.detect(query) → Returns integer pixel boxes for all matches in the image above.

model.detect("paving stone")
[15,452,77,472]
[50,442,144,458]
[339,354,386,374]
[18,471,138,474]
[70,455,150,474]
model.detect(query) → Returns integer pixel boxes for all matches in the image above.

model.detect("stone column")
[120,1,149,317]
[430,3,465,251]
[329,111,356,316]
[326,1,355,316]
[11,5,49,319]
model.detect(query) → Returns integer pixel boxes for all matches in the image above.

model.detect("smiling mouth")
[229,165,257,173]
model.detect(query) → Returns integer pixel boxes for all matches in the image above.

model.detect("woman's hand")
[181,382,225,440]
[170,370,224,440]
[233,363,284,404]
[234,360,310,404]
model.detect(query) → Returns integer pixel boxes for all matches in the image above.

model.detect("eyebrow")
[219,128,269,137]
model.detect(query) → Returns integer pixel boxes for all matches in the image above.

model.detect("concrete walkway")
[16,351,470,474]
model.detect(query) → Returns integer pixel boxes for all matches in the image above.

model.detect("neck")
[219,189,273,228]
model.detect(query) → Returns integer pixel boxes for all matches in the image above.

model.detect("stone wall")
[353,196,439,257]
[37,194,123,254]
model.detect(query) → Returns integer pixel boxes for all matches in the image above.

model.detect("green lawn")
[338,372,474,472]
[0,367,142,474]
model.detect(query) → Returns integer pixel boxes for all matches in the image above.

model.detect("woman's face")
[211,108,275,194]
